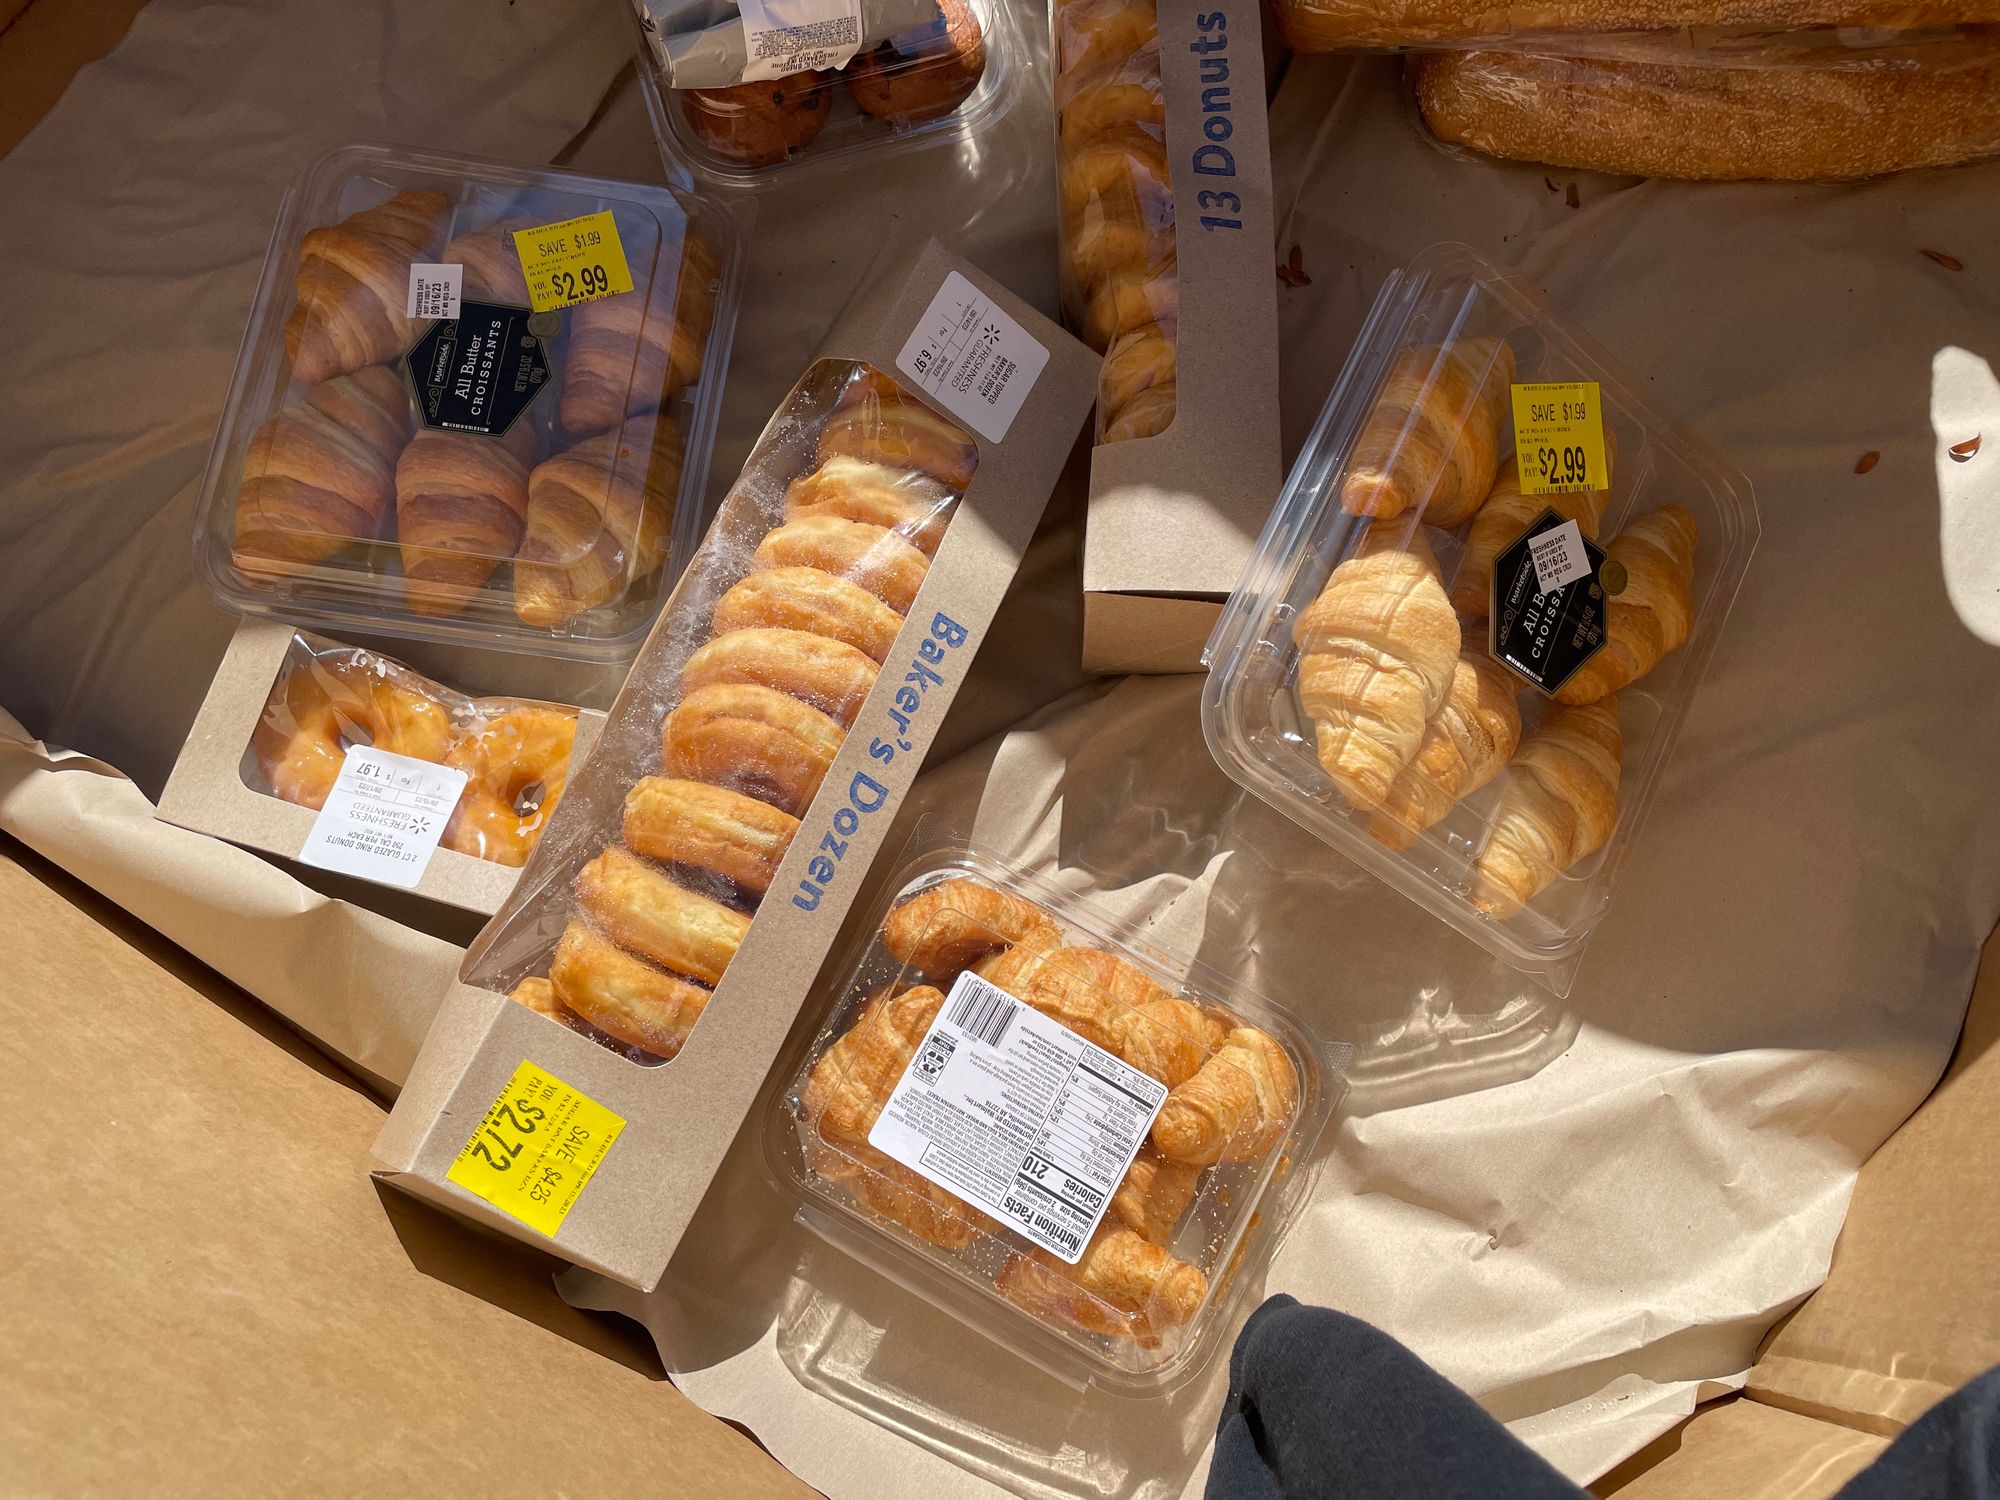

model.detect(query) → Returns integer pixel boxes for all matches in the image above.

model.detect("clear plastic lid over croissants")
[1203,244,1758,995]
[632,0,1025,189]
[192,144,744,660]
[766,843,1340,1392]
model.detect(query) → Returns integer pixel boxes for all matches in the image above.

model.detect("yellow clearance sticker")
[1511,381,1609,497]
[446,1060,625,1238]
[512,211,634,314]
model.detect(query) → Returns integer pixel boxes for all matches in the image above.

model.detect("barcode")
[948,976,1015,1048]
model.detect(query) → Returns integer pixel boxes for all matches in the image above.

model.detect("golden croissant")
[233,366,414,578]
[284,189,452,384]
[440,219,535,304]
[1471,698,1623,918]
[1152,1026,1299,1165]
[560,230,720,438]
[1340,336,1515,524]
[1107,1148,1203,1246]
[395,422,539,616]
[513,418,683,628]
[1555,505,1698,705]
[1023,947,1228,1089]
[1369,651,1523,851]
[996,1226,1208,1343]
[1450,448,1615,619]
[881,878,1065,976]
[1295,524,1462,808]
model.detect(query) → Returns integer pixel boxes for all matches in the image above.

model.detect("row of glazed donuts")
[1053,0,1178,444]
[508,365,977,1060]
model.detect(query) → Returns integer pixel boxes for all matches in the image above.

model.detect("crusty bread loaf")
[1275,0,2000,51]
[1414,44,2000,181]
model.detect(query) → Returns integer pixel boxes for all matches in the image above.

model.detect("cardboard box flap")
[1598,1398,1887,1500]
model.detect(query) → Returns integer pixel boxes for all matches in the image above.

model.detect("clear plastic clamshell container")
[194,143,744,661]
[632,0,1023,190]
[1203,244,1758,994]
[768,841,1341,1394]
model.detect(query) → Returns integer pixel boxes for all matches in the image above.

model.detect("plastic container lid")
[194,143,744,661]
[767,839,1343,1395]
[632,0,1023,190]
[1203,244,1758,995]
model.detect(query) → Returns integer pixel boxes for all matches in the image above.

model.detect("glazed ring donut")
[711,565,906,663]
[752,515,931,612]
[508,976,566,1020]
[576,847,750,987]
[845,0,986,127]
[1059,64,1166,144]
[817,388,978,491]
[1098,321,1177,421]
[622,776,800,897]
[881,877,1065,974]
[681,72,833,167]
[1064,195,1175,298]
[682,626,880,726]
[441,706,578,866]
[661,682,846,814]
[1084,263,1178,351]
[1101,383,1177,444]
[551,921,712,1059]
[254,659,454,811]
[1055,0,1159,76]
[1059,126,1171,228]
[784,457,957,556]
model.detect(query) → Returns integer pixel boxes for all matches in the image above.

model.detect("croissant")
[1470,698,1622,919]
[1151,1026,1299,1165]
[284,189,452,383]
[661,682,845,815]
[233,366,414,577]
[1554,505,1698,705]
[1107,1148,1203,1246]
[803,985,992,1250]
[560,230,720,438]
[881,878,1065,975]
[971,934,1064,997]
[394,422,539,616]
[440,219,533,303]
[1294,525,1462,807]
[996,1226,1208,1342]
[1449,452,1614,619]
[1340,336,1515,524]
[513,417,683,628]
[1024,948,1229,1088]
[1368,652,1523,851]
[550,920,711,1059]
[574,846,751,987]
[509,976,565,1020]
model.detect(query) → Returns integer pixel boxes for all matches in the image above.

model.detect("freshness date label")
[1510,380,1609,496]
[296,746,466,889]
[868,971,1167,1265]
[738,0,864,80]
[895,270,1048,443]
[447,1060,626,1239]
[512,210,634,314]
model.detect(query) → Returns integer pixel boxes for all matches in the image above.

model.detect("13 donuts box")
[157,620,607,914]
[767,840,1344,1393]
[191,143,744,661]
[373,243,1104,1292]
[1059,0,1286,674]
[630,0,1025,187]
[1202,244,1759,994]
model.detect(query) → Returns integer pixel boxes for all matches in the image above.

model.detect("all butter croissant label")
[868,971,1166,1265]
[403,300,554,436]
[512,211,634,314]
[1490,508,1611,697]
[447,1060,625,1238]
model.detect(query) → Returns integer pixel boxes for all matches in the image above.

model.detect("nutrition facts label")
[895,270,1049,443]
[869,971,1167,1264]
[296,746,467,889]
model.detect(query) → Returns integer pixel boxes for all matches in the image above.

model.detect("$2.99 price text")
[512,211,634,315]
[1527,442,1591,490]
[1509,380,1609,498]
